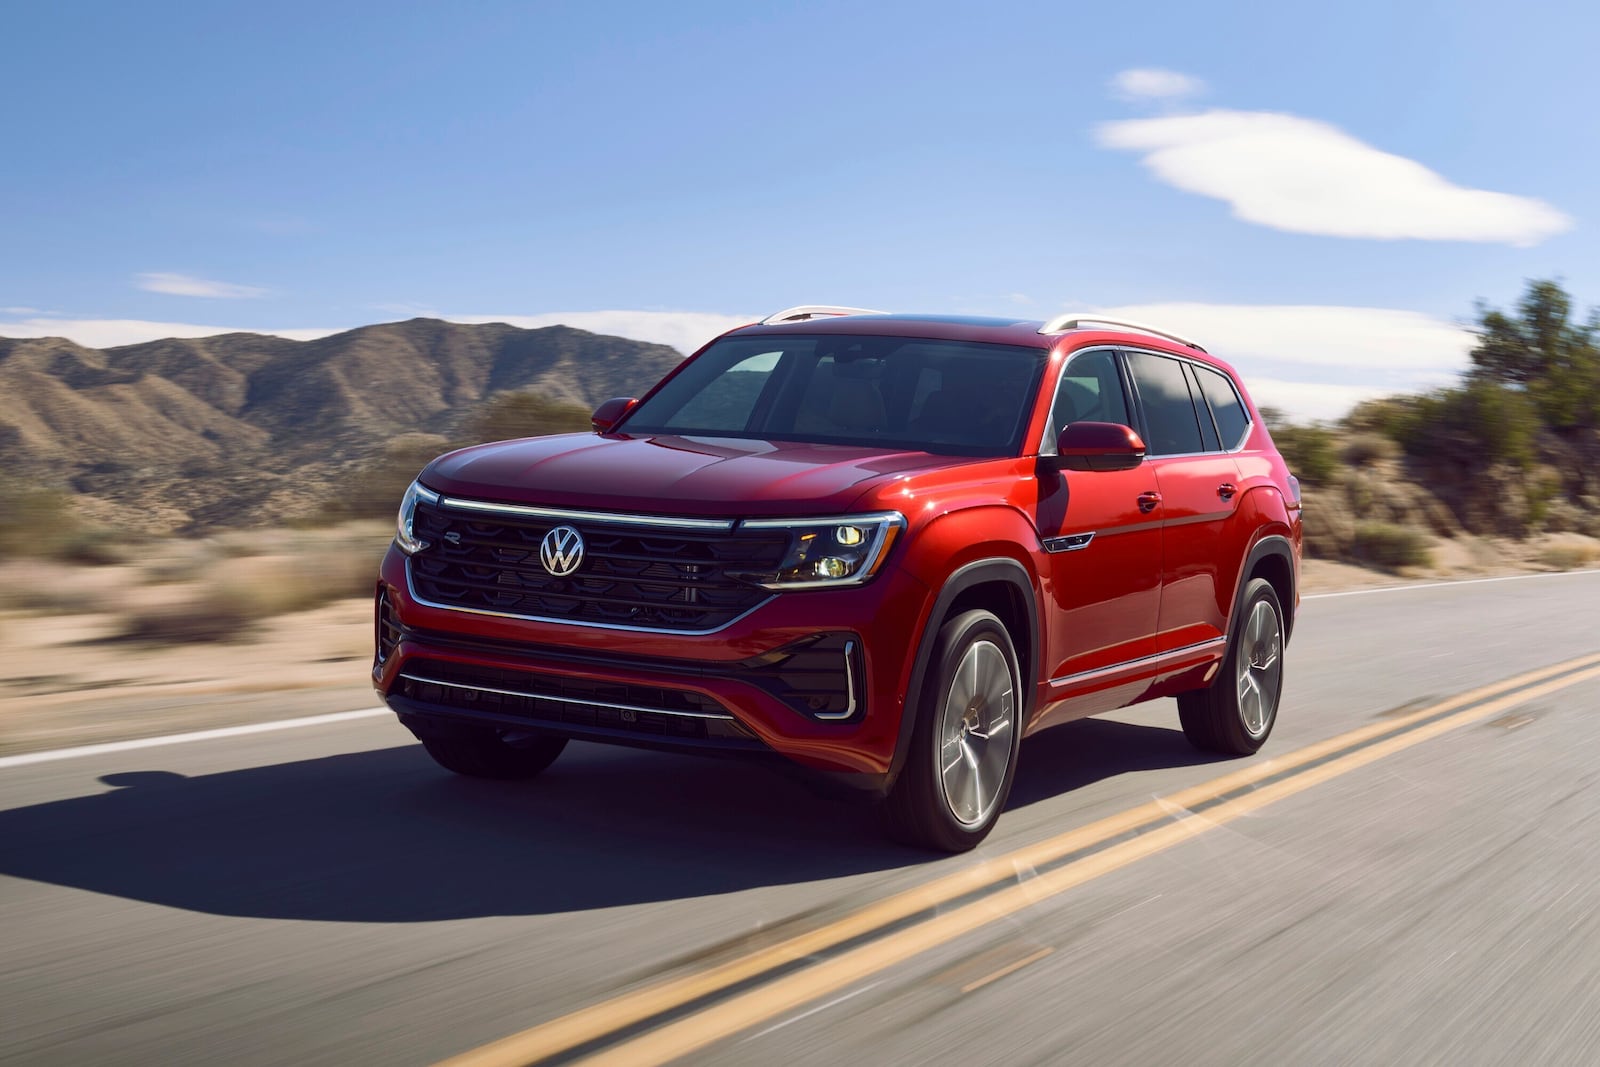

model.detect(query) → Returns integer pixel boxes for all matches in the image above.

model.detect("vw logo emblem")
[540,525,585,577]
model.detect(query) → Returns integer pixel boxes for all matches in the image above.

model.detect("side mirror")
[591,397,638,434]
[1041,421,1147,472]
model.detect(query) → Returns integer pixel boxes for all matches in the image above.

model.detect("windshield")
[620,334,1047,455]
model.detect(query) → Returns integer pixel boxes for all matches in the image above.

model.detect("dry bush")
[116,529,386,644]
[0,563,106,614]
[1340,433,1399,468]
[1534,538,1600,570]
[1351,522,1434,571]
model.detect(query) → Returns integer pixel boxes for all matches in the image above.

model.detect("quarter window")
[1193,364,1250,450]
[1126,351,1204,456]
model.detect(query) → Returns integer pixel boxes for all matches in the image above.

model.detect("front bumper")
[373,543,933,786]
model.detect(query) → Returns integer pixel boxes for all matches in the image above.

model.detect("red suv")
[375,308,1301,851]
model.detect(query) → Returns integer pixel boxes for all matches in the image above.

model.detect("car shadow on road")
[0,717,1222,922]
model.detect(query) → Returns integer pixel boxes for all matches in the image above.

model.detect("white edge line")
[0,708,391,770]
[1304,567,1600,600]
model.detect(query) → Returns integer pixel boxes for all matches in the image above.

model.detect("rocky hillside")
[0,319,684,532]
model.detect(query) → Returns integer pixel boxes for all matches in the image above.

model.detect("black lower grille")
[408,499,787,631]
[395,658,759,744]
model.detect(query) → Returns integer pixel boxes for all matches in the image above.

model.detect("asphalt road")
[3,571,1599,1066]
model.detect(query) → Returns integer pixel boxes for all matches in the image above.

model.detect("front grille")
[408,499,788,632]
[396,658,760,745]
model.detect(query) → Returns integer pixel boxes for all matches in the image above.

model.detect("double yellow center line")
[441,651,1600,1067]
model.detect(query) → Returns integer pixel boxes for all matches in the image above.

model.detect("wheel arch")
[889,557,1040,790]
[1238,534,1296,642]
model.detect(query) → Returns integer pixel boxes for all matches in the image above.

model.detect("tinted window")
[1127,351,1204,456]
[623,335,1046,456]
[1193,364,1250,450]
[1050,348,1132,443]
[1185,364,1222,452]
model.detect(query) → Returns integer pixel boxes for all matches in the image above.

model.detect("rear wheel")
[421,732,568,780]
[884,609,1023,852]
[1178,577,1284,755]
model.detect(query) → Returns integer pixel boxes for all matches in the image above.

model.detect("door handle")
[1137,491,1162,514]
[1217,482,1237,501]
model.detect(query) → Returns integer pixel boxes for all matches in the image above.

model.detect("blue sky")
[3,0,1596,418]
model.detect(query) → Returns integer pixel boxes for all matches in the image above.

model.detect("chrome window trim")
[1047,637,1227,689]
[1118,344,1255,457]
[435,495,737,531]
[397,672,737,720]
[404,564,775,635]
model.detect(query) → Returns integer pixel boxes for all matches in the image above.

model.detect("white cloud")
[2,305,42,315]
[0,316,335,348]
[1092,302,1472,372]
[1111,68,1206,102]
[135,272,272,299]
[1096,109,1572,245]
[454,310,752,355]
[1089,302,1474,421]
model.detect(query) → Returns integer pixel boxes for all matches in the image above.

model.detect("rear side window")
[1192,364,1250,450]
[1126,351,1204,456]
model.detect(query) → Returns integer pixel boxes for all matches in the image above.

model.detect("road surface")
[3,571,1599,1065]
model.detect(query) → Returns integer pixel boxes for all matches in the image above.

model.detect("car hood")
[421,433,977,517]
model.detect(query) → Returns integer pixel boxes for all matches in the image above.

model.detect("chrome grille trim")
[437,496,735,530]
[397,671,737,720]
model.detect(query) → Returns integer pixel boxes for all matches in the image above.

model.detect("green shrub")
[1397,381,1539,469]
[325,432,452,521]
[1271,423,1339,485]
[1351,522,1433,570]
[468,391,592,444]
[1340,433,1399,468]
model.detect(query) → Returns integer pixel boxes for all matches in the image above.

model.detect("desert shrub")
[1534,539,1600,569]
[1397,381,1540,469]
[1341,396,1419,441]
[116,542,380,644]
[1351,522,1433,570]
[326,432,452,521]
[1271,423,1339,485]
[467,391,592,444]
[1340,433,1399,468]
[53,527,130,565]
[1529,543,1593,566]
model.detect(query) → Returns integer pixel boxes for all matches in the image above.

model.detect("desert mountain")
[0,319,686,531]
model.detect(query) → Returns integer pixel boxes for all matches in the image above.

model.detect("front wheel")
[884,609,1023,852]
[1178,577,1284,755]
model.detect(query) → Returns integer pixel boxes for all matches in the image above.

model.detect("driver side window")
[1050,349,1132,443]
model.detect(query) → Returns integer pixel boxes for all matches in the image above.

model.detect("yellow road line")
[437,651,1600,1067]
[579,661,1600,1067]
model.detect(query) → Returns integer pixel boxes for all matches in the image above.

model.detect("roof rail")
[759,305,887,325]
[1037,314,1206,352]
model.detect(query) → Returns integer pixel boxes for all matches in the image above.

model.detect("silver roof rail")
[1037,314,1206,352]
[759,305,887,325]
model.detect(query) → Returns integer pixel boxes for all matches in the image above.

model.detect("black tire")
[421,732,568,780]
[1178,577,1284,755]
[884,609,1024,852]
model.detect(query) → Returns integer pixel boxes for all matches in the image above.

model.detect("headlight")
[738,512,904,589]
[395,479,439,555]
